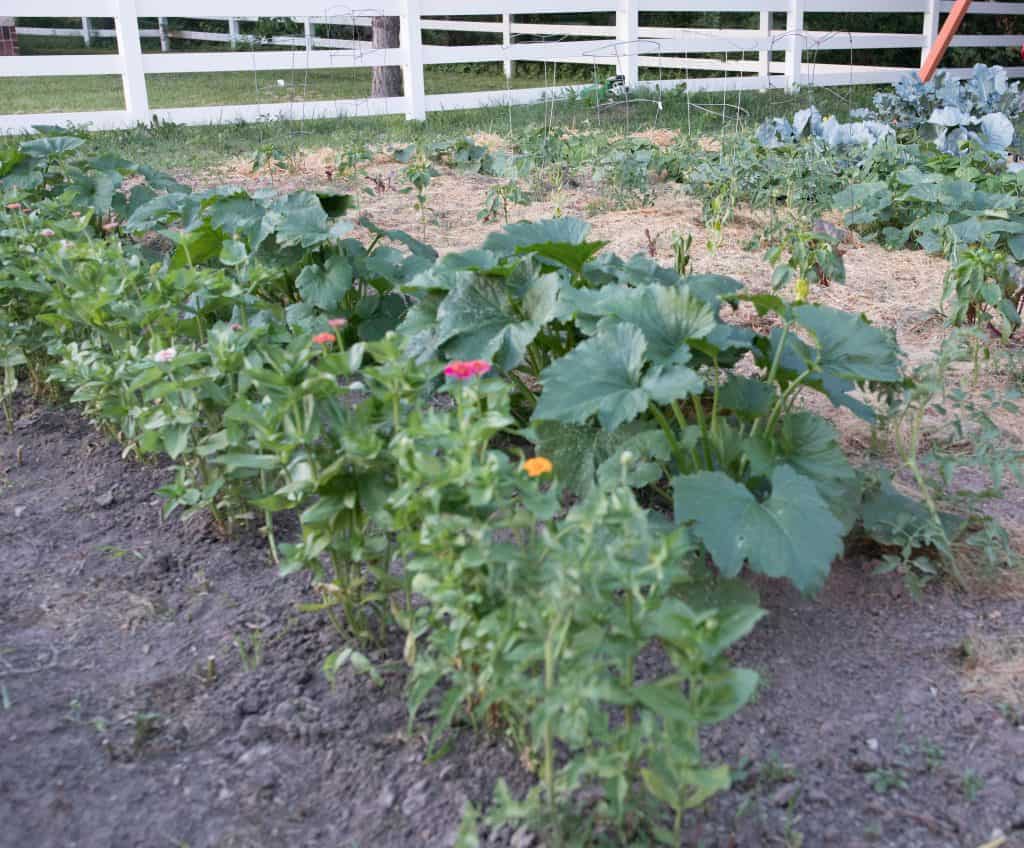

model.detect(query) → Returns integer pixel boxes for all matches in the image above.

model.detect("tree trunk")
[371,16,403,98]
[0,17,18,57]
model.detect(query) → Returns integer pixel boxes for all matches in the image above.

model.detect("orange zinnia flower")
[313,332,336,345]
[522,456,553,478]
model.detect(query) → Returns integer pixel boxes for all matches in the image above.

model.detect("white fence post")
[400,0,427,120]
[921,0,940,65]
[785,0,804,92]
[616,0,639,87]
[158,17,170,52]
[503,13,513,79]
[304,18,314,52]
[228,17,240,48]
[114,0,150,124]
[81,17,92,47]
[758,9,771,89]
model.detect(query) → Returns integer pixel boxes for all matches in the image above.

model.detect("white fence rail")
[3,0,1024,133]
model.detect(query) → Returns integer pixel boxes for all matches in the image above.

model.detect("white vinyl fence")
[2,1,1024,134]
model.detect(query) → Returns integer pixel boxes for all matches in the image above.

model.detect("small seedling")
[402,153,439,238]
[672,231,693,276]
[479,180,530,225]
[132,711,162,751]
[960,769,984,802]
[199,655,217,684]
[919,738,945,772]
[866,767,908,794]
[234,630,263,671]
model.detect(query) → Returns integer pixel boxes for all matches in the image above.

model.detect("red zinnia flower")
[313,332,336,345]
[443,360,492,380]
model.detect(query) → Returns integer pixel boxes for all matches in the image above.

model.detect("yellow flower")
[522,456,553,478]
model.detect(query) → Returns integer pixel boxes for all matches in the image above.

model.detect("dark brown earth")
[2,395,1023,848]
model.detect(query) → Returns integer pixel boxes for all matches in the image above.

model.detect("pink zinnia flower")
[312,332,335,345]
[230,323,243,331]
[443,360,492,380]
[71,211,82,218]
[327,317,347,329]
[154,347,177,363]
[6,202,22,211]
[39,228,55,237]
[102,220,119,232]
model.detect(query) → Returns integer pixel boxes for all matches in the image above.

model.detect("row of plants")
[0,137,772,844]
[1,111,1019,842]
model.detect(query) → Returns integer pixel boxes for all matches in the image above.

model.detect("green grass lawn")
[0,66,551,113]
[3,34,588,114]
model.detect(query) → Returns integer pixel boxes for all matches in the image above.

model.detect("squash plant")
[403,218,906,593]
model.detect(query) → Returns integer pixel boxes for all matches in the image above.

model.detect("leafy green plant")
[330,146,371,181]
[592,144,657,209]
[942,244,1022,335]
[478,179,531,225]
[397,385,763,843]
[875,327,1022,585]
[765,228,846,303]
[251,144,290,175]
[871,65,1021,154]
[402,152,439,238]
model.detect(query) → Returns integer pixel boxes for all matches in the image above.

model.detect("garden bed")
[5,70,1024,845]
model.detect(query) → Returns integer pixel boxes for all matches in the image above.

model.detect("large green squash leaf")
[267,192,330,248]
[207,194,270,249]
[673,466,843,593]
[435,264,561,370]
[594,284,718,366]
[531,420,639,497]
[534,324,702,431]
[774,412,860,531]
[482,217,606,273]
[296,254,354,310]
[793,304,901,383]
[717,374,777,419]
[20,136,84,158]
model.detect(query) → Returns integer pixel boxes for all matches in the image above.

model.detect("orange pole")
[919,0,973,82]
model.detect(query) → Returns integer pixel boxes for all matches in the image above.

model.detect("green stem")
[763,369,812,435]
[650,403,689,474]
[543,622,559,837]
[751,322,791,438]
[691,395,714,470]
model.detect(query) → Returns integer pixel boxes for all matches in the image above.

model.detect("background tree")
[0,17,18,57]
[371,16,403,98]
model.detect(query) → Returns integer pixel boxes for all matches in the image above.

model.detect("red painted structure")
[919,0,973,82]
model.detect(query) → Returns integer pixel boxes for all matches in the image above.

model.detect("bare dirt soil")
[2,398,1024,848]
[2,147,1023,848]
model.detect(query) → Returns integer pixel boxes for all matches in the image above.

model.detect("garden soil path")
[2,398,1024,848]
